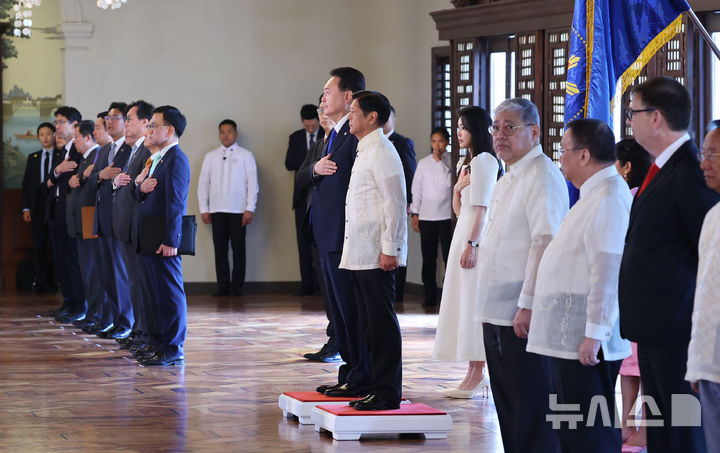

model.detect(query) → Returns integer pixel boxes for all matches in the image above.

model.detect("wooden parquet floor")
[0,291,504,453]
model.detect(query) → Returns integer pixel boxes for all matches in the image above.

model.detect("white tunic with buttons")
[340,128,407,271]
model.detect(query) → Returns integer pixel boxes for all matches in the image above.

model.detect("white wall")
[59,0,449,283]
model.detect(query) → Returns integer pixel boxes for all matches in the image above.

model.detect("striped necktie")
[124,145,138,172]
[108,142,117,165]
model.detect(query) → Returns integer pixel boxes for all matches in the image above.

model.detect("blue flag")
[565,0,690,126]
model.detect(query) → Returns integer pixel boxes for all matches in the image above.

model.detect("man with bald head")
[687,127,720,453]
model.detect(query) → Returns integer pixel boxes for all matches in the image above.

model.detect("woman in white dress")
[432,106,502,398]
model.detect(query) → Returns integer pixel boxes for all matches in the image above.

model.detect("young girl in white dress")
[432,106,502,398]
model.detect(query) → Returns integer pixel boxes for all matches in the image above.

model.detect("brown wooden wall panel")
[1,189,34,289]
[544,29,570,162]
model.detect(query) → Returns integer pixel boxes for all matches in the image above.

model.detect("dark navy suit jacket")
[90,142,131,237]
[308,121,356,255]
[113,143,151,245]
[22,149,53,219]
[65,146,99,237]
[137,145,190,248]
[388,132,417,204]
[619,140,720,346]
[286,128,325,209]
[47,144,82,225]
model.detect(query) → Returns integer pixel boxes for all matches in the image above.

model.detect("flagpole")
[686,8,720,62]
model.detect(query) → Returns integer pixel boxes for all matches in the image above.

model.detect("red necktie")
[637,163,659,196]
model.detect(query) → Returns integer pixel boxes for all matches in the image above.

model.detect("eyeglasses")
[489,124,534,136]
[700,152,720,162]
[54,119,67,126]
[105,115,124,121]
[558,147,583,157]
[147,122,170,130]
[625,108,656,120]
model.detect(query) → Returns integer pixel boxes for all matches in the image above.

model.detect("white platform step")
[278,391,410,425]
[311,403,452,441]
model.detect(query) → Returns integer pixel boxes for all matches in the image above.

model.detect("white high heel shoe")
[441,374,490,399]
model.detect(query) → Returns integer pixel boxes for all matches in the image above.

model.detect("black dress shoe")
[94,323,115,337]
[107,327,132,340]
[57,312,86,324]
[349,394,369,407]
[74,318,95,328]
[75,321,97,332]
[324,383,369,398]
[130,343,153,355]
[304,343,329,361]
[116,331,137,345]
[86,322,111,335]
[293,288,316,296]
[213,289,229,297]
[320,351,342,363]
[351,393,400,411]
[53,308,70,321]
[316,382,340,394]
[139,352,185,366]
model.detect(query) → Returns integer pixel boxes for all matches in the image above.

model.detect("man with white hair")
[477,98,568,453]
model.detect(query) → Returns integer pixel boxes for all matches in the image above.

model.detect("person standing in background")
[410,127,452,307]
[433,107,500,399]
[22,122,56,294]
[383,106,416,302]
[285,103,324,296]
[614,137,652,450]
[198,119,258,297]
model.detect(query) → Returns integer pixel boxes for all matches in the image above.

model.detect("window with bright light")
[490,52,507,113]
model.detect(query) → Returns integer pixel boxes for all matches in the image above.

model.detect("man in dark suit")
[65,120,103,328]
[47,106,85,322]
[619,77,719,453]
[285,103,325,296]
[111,100,155,351]
[87,103,133,340]
[311,67,371,397]
[22,122,56,293]
[383,106,416,302]
[295,102,340,363]
[134,105,190,366]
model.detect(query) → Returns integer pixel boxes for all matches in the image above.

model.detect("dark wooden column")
[0,21,9,290]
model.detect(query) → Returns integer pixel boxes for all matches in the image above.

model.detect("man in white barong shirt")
[476,98,568,453]
[687,127,720,453]
[340,91,407,411]
[527,119,632,453]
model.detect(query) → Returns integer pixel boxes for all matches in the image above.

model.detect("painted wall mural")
[3,0,63,189]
